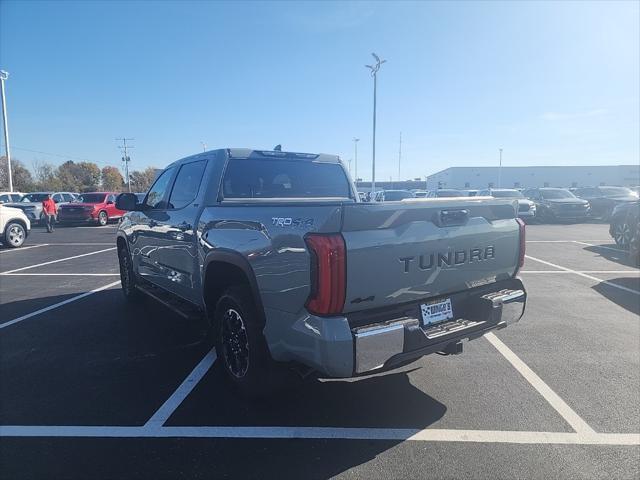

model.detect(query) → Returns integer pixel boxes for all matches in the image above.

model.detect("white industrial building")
[426,165,640,190]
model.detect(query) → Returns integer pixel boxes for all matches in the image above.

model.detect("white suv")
[0,204,31,248]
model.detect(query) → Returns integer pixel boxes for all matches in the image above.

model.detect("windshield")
[77,193,106,203]
[384,191,414,201]
[541,189,576,199]
[492,190,524,199]
[21,193,49,202]
[599,187,635,197]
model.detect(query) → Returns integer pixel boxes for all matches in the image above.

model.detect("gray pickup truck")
[115,148,526,394]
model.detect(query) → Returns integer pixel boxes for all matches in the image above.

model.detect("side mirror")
[116,193,139,211]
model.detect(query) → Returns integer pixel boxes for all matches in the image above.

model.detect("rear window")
[222,159,352,199]
[78,194,106,203]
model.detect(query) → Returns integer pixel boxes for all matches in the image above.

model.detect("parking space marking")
[484,332,595,434]
[40,243,115,246]
[521,270,639,274]
[145,348,217,428]
[525,255,640,295]
[0,280,121,330]
[0,425,638,445]
[572,240,626,253]
[0,244,48,253]
[1,273,119,276]
[0,247,116,274]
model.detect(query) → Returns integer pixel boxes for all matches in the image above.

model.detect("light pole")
[0,70,12,192]
[498,148,503,188]
[365,53,386,195]
[201,142,207,152]
[352,137,359,182]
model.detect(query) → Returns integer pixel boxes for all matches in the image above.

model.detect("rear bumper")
[266,278,526,378]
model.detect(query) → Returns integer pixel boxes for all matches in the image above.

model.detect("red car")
[58,192,126,226]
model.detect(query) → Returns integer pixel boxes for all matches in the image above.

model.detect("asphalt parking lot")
[0,221,639,479]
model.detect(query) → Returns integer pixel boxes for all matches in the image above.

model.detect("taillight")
[515,218,526,274]
[305,233,346,316]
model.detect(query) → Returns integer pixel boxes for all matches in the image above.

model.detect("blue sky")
[1,0,638,181]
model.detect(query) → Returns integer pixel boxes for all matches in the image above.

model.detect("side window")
[62,193,74,202]
[52,193,63,203]
[144,167,176,210]
[167,160,206,209]
[0,194,9,203]
[107,194,116,203]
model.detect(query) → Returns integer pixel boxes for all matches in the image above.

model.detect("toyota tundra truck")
[115,148,526,394]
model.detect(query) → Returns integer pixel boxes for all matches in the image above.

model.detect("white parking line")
[572,240,626,253]
[1,273,119,276]
[525,255,640,295]
[0,244,48,253]
[41,243,115,246]
[145,348,217,428]
[0,247,116,274]
[521,270,639,274]
[0,425,638,445]
[485,333,595,434]
[0,280,121,330]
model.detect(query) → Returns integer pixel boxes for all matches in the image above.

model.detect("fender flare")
[202,249,266,321]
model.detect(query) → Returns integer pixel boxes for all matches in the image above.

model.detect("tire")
[97,211,108,226]
[118,245,142,302]
[3,222,26,248]
[611,221,632,248]
[213,285,278,396]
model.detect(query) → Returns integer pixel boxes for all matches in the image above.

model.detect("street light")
[498,148,503,188]
[0,70,12,192]
[365,53,386,195]
[352,137,359,182]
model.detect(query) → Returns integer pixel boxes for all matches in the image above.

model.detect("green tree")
[101,166,124,191]
[129,166,159,192]
[0,157,35,192]
[56,160,101,192]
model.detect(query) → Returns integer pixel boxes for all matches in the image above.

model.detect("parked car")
[478,189,536,221]
[608,200,640,248]
[374,189,415,201]
[0,204,30,248]
[5,192,77,225]
[0,192,24,203]
[410,189,428,198]
[427,189,467,198]
[115,147,526,395]
[573,186,638,220]
[523,188,590,222]
[58,192,126,226]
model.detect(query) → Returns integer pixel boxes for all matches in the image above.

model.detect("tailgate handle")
[437,209,469,226]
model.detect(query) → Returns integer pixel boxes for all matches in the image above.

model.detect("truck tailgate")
[340,198,520,313]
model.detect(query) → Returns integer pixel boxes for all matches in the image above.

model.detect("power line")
[1,144,111,166]
[116,138,134,192]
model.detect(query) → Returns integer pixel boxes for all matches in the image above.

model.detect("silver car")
[6,192,78,225]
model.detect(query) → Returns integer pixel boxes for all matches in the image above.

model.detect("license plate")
[420,298,453,326]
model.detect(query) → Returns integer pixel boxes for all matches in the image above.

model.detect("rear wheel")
[214,285,278,396]
[118,246,141,302]
[97,211,108,226]
[611,221,632,247]
[4,222,26,248]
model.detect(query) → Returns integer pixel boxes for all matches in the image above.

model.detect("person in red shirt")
[42,194,58,233]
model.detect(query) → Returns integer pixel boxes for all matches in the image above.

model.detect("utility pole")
[352,137,359,182]
[0,70,12,192]
[116,138,134,192]
[365,53,386,196]
[348,158,352,177]
[398,132,402,181]
[200,142,207,152]
[498,148,503,188]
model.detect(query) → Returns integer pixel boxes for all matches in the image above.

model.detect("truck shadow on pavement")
[582,244,636,267]
[591,277,640,315]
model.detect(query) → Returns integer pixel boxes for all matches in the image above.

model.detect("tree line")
[0,156,158,193]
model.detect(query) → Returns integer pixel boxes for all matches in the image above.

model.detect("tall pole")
[117,137,134,192]
[352,137,359,182]
[201,142,207,152]
[0,71,12,192]
[498,148,503,188]
[366,53,385,196]
[398,131,402,181]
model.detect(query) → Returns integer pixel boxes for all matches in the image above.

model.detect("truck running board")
[135,284,203,321]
